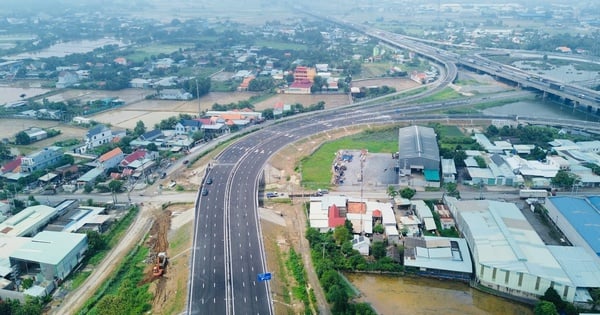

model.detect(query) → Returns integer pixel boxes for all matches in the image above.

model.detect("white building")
[0,205,57,237]
[445,197,600,304]
[351,235,370,256]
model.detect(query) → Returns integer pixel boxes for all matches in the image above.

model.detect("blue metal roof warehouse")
[545,196,600,257]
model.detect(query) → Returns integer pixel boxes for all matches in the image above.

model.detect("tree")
[86,230,107,253]
[144,142,157,152]
[454,150,467,167]
[551,170,579,189]
[333,226,351,246]
[373,223,384,234]
[15,131,31,145]
[326,284,349,313]
[534,300,558,315]
[541,287,565,311]
[84,183,93,193]
[371,241,386,259]
[387,185,398,198]
[134,120,146,137]
[400,187,416,199]
[344,219,354,234]
[108,180,123,204]
[192,130,205,142]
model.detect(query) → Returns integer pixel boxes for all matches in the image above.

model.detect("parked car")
[182,160,189,165]
[266,192,278,198]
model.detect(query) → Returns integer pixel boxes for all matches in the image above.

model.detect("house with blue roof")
[175,119,202,135]
[85,124,113,150]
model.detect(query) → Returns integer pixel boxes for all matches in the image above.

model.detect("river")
[346,273,533,315]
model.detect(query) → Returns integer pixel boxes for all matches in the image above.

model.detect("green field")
[437,125,463,137]
[359,62,391,78]
[301,128,398,189]
[253,39,308,50]
[416,87,462,103]
[126,44,194,62]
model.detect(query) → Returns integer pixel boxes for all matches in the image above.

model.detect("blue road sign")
[257,272,272,282]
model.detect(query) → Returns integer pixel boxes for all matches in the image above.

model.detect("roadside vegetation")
[299,127,398,190]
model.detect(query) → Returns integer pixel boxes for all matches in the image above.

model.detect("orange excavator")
[152,252,168,277]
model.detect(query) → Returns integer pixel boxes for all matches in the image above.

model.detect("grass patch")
[210,80,236,92]
[437,125,463,137]
[71,271,92,290]
[416,87,462,103]
[78,245,152,315]
[254,39,308,50]
[301,127,398,189]
[125,44,194,62]
[359,63,391,78]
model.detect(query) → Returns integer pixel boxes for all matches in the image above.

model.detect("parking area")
[335,150,398,193]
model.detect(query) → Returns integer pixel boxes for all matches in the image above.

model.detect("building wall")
[21,148,63,173]
[477,264,575,302]
[88,129,113,148]
[44,236,87,281]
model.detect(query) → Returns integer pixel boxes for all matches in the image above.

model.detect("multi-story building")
[85,124,113,149]
[20,146,63,173]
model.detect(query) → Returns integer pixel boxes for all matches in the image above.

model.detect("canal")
[346,273,533,315]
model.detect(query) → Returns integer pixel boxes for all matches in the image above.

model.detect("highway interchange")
[186,20,600,315]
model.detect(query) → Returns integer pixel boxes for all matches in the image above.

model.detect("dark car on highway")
[206,178,213,185]
[201,188,208,196]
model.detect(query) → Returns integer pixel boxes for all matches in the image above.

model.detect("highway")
[185,19,600,315]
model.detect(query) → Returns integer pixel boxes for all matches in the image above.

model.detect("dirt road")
[50,205,156,315]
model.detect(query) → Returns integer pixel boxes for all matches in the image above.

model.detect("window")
[504,271,509,284]
[563,287,569,299]
[492,268,497,281]
[535,277,541,290]
[480,265,485,277]
[518,273,523,287]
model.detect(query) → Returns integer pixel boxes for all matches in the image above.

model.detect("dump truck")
[152,252,168,277]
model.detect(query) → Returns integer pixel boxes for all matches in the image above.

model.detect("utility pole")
[195,79,201,116]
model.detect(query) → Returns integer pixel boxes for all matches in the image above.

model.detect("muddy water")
[346,273,533,315]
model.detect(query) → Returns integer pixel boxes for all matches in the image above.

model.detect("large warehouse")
[397,125,440,181]
[545,196,600,260]
[445,197,600,305]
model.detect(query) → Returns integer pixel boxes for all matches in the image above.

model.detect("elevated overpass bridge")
[458,56,600,114]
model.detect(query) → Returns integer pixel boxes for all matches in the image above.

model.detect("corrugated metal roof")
[548,246,600,287]
[10,231,86,265]
[398,126,439,163]
[549,196,600,255]
[456,200,571,284]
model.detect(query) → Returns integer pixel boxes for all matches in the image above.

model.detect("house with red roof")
[1,156,22,174]
[328,204,346,228]
[238,76,255,91]
[287,80,312,94]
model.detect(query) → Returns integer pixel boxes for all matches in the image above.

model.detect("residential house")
[238,76,255,91]
[175,120,202,135]
[56,71,79,88]
[410,71,427,84]
[23,128,47,142]
[85,124,113,149]
[96,148,124,171]
[287,80,312,94]
[21,147,63,173]
[158,89,193,100]
[351,235,371,256]
[130,78,151,89]
[1,156,22,174]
